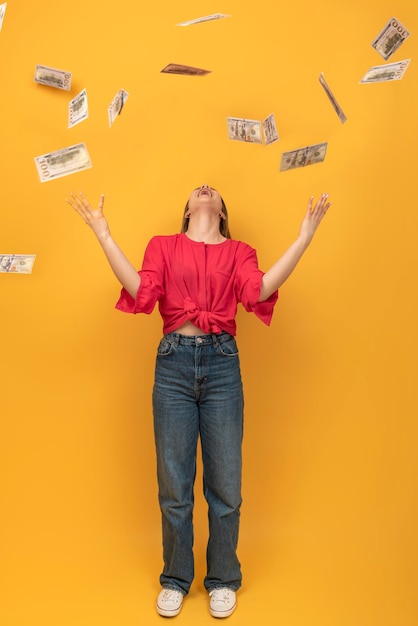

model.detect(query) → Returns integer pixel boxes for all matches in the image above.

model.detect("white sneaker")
[209,587,237,618]
[156,588,184,617]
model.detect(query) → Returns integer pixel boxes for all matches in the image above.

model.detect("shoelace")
[210,588,233,605]
[161,589,182,602]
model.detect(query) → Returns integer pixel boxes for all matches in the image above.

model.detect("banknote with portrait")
[0,254,36,274]
[227,117,262,143]
[280,143,327,171]
[34,143,92,182]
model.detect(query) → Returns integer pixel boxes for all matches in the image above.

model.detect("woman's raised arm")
[66,191,141,299]
[259,193,331,302]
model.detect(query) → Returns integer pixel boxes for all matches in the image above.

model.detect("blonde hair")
[180,197,231,239]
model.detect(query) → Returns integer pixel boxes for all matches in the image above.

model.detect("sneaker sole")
[156,604,182,617]
[209,602,237,618]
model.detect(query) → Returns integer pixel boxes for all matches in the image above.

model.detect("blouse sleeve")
[235,245,278,326]
[115,236,164,314]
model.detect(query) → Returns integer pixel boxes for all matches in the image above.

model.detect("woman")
[66,185,331,618]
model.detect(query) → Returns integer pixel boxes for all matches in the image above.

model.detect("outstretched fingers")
[97,193,105,215]
[311,193,331,222]
[65,191,102,224]
[66,191,87,221]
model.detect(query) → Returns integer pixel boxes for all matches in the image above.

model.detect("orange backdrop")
[1,1,417,625]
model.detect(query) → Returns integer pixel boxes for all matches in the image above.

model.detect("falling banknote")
[34,143,92,182]
[176,13,231,26]
[161,63,211,76]
[262,113,279,145]
[108,89,129,127]
[0,2,7,32]
[34,64,72,90]
[0,254,36,274]
[359,59,410,83]
[319,73,347,123]
[372,17,410,61]
[227,117,262,143]
[68,89,88,128]
[280,143,327,172]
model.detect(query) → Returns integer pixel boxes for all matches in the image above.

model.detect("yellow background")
[1,1,417,625]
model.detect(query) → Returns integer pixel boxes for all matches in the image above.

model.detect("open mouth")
[198,188,212,197]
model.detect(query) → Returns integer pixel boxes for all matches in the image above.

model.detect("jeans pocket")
[216,335,239,357]
[157,336,175,357]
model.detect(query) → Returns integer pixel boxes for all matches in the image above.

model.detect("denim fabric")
[152,331,244,595]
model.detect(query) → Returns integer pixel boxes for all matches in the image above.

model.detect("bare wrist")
[96,231,112,246]
[297,233,312,249]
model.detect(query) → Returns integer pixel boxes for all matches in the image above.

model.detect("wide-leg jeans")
[152,331,244,595]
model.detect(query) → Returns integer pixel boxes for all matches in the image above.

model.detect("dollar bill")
[34,143,92,183]
[108,89,129,127]
[359,59,410,83]
[262,113,279,145]
[0,254,36,274]
[372,17,410,61]
[319,73,347,123]
[0,2,7,32]
[227,117,262,143]
[280,143,327,172]
[161,63,211,76]
[68,89,88,128]
[34,64,72,90]
[176,13,230,26]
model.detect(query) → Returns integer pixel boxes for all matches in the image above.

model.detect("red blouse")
[115,233,278,336]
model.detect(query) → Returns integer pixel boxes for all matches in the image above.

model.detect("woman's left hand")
[299,194,331,244]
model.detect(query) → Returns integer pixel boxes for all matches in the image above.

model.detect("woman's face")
[187,185,223,214]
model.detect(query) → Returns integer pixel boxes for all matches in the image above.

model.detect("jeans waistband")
[164,331,232,346]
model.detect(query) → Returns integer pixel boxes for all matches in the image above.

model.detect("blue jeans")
[152,332,244,595]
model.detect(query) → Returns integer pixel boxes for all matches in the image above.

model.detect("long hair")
[180,197,232,239]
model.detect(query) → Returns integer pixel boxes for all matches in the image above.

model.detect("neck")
[186,214,225,243]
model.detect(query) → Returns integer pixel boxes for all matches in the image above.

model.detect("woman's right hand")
[66,192,110,242]
[66,191,141,297]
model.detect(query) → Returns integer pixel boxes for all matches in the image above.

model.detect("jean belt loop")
[211,333,218,347]
[173,333,180,347]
